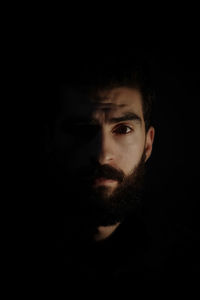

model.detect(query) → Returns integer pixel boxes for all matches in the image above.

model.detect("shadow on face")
[46,86,155,227]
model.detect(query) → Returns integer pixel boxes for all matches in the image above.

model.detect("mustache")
[78,164,125,183]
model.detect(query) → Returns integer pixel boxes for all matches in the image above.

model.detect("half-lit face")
[51,86,155,225]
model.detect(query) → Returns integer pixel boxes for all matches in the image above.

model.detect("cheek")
[117,147,142,175]
[116,134,145,174]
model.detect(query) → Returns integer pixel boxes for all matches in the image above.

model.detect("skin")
[52,86,155,241]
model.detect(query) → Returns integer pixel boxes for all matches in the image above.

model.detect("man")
[41,54,199,285]
[53,85,154,238]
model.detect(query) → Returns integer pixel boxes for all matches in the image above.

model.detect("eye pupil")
[115,125,131,134]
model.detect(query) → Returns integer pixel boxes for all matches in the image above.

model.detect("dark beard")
[57,151,146,229]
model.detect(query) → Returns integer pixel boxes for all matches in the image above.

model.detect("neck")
[93,222,121,242]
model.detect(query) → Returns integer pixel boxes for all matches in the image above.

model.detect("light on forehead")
[92,101,116,107]
[91,102,127,110]
[59,87,144,122]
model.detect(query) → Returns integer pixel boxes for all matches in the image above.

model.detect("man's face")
[51,87,155,226]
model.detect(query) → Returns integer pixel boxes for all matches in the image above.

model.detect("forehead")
[59,86,143,119]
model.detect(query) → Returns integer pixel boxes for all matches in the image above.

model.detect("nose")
[89,128,115,165]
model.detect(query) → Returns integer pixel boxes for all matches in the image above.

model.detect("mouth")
[93,177,118,187]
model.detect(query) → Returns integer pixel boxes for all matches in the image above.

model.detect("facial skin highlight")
[50,87,155,239]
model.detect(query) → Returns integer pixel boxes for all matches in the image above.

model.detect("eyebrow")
[108,112,142,124]
[65,112,142,125]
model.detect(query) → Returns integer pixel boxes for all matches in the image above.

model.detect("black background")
[23,45,200,290]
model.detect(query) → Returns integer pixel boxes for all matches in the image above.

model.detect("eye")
[113,125,133,135]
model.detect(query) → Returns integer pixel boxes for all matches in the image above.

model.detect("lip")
[93,177,117,186]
